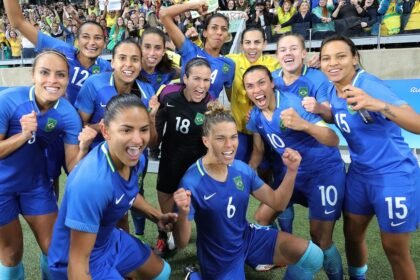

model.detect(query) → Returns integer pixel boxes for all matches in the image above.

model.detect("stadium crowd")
[0,0,419,279]
[1,0,420,60]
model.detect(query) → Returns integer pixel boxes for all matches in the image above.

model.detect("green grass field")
[21,173,419,279]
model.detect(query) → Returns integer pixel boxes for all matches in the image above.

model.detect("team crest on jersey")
[44,118,58,132]
[222,63,230,74]
[298,87,308,97]
[194,113,205,125]
[279,119,286,131]
[92,65,100,74]
[157,74,162,84]
[347,104,357,115]
[233,176,244,191]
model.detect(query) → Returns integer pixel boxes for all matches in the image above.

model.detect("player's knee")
[153,259,171,280]
[298,240,324,274]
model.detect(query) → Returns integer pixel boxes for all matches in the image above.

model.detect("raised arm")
[172,188,192,249]
[4,0,38,44]
[252,148,300,212]
[159,0,208,50]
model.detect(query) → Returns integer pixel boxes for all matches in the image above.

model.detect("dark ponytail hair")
[104,94,148,126]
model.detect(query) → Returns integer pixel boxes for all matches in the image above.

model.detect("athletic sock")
[323,244,343,280]
[0,261,24,280]
[40,253,52,280]
[284,240,323,280]
[348,265,368,280]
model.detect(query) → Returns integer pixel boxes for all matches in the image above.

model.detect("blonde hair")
[202,101,235,136]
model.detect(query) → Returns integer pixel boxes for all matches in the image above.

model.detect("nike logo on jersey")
[116,194,125,205]
[204,193,216,200]
[258,125,263,129]
[196,54,206,58]
[129,197,136,207]
[390,221,406,227]
[166,102,175,108]
[324,209,336,215]
[100,102,107,108]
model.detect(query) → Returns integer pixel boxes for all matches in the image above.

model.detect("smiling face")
[77,23,105,59]
[276,35,306,74]
[102,106,150,171]
[140,33,165,72]
[320,40,358,86]
[32,52,69,106]
[241,29,266,63]
[243,68,275,110]
[183,65,211,103]
[111,42,142,86]
[203,121,238,165]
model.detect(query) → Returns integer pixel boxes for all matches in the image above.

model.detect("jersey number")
[319,185,338,206]
[227,196,236,218]
[71,67,90,87]
[266,133,285,149]
[210,69,218,84]
[385,197,408,220]
[175,117,190,134]
[334,113,351,133]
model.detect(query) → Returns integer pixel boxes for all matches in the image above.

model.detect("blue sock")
[323,244,343,280]
[0,261,24,280]
[131,208,146,235]
[40,253,52,280]
[187,271,202,280]
[284,241,323,280]
[348,265,367,280]
[277,206,294,233]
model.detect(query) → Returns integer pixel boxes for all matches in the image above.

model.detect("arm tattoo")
[382,104,397,118]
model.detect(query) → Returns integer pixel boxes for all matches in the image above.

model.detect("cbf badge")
[44,118,58,132]
[222,63,230,74]
[194,112,205,125]
[280,119,286,131]
[347,104,357,115]
[92,65,100,74]
[298,87,308,97]
[233,176,244,191]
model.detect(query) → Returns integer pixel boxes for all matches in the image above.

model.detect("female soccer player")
[160,0,235,100]
[75,38,156,235]
[153,57,211,256]
[4,0,112,105]
[173,101,324,280]
[319,34,420,280]
[48,94,175,279]
[0,50,95,280]
[245,65,346,280]
[139,27,180,93]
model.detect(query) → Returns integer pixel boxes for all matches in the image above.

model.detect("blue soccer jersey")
[75,72,155,148]
[272,65,329,103]
[180,159,264,277]
[48,143,145,269]
[179,39,235,100]
[0,86,81,192]
[329,69,417,176]
[140,69,176,92]
[36,31,112,105]
[247,90,342,172]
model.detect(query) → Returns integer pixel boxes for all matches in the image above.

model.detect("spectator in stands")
[273,0,298,35]
[227,0,237,10]
[312,0,336,39]
[236,0,250,12]
[360,0,380,35]
[126,19,140,42]
[107,16,127,51]
[6,29,21,59]
[332,0,365,36]
[102,0,119,33]
[277,0,320,39]
[249,0,277,42]
[378,0,403,35]
[50,21,64,40]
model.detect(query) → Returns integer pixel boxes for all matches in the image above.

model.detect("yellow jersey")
[226,53,279,134]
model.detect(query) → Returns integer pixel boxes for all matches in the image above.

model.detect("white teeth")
[255,95,265,100]
[249,52,256,56]
[222,151,233,155]
[284,58,294,63]
[45,87,58,93]
[127,147,141,158]
[123,71,133,75]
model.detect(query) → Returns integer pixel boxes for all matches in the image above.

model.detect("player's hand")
[185,26,199,39]
[190,0,208,15]
[302,96,320,114]
[78,125,97,151]
[341,85,385,112]
[280,108,307,131]
[148,95,160,118]
[158,212,178,232]
[282,147,301,172]
[173,188,191,216]
[20,111,37,141]
[307,53,320,68]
